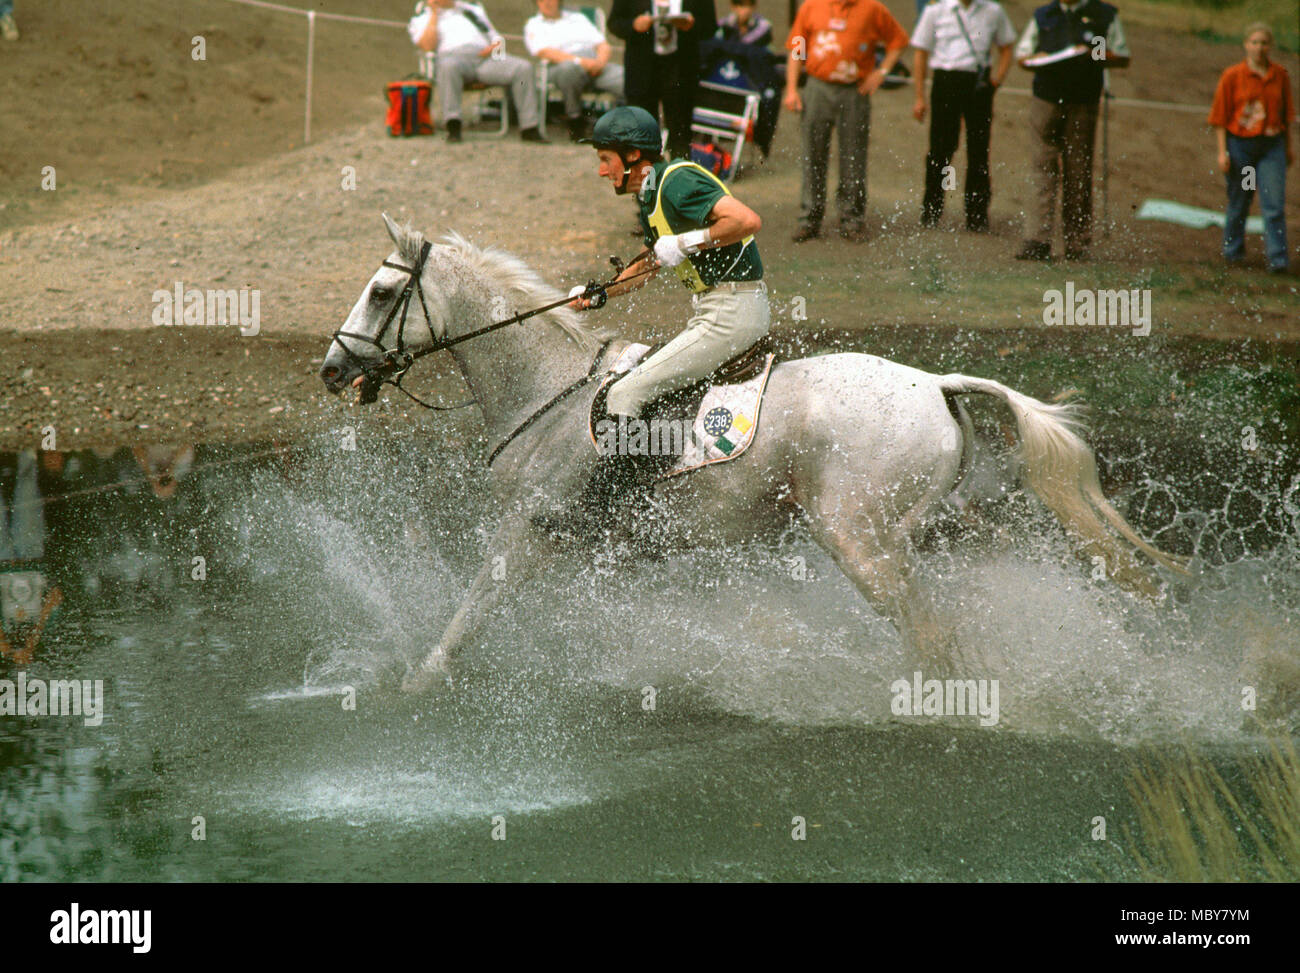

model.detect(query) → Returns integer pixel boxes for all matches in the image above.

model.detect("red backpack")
[385,80,434,136]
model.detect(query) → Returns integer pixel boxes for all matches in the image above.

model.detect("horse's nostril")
[322,365,340,381]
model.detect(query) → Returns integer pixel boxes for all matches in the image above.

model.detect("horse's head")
[320,213,451,401]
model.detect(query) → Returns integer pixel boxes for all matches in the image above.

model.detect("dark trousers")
[626,54,697,158]
[1026,96,1099,252]
[922,69,994,228]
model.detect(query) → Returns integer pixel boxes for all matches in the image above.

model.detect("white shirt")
[407,2,501,54]
[1014,1,1129,61]
[912,0,1016,72]
[524,10,606,59]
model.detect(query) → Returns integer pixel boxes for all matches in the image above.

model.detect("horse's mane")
[391,223,613,351]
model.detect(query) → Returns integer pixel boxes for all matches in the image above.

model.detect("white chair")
[418,49,511,138]
[535,7,621,135]
[690,76,760,181]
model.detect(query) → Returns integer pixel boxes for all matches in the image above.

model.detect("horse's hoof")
[401,665,452,695]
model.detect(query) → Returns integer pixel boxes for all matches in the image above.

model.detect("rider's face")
[597,149,644,195]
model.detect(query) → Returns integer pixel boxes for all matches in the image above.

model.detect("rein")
[328,245,653,408]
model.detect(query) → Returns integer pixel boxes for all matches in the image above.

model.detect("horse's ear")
[381,212,404,248]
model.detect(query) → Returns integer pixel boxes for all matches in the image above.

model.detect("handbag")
[954,8,994,94]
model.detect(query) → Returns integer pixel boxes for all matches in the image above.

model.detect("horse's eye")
[370,286,391,303]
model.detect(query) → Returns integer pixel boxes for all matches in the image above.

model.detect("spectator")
[700,0,783,158]
[1013,0,1129,261]
[409,0,550,144]
[1209,23,1294,274]
[525,0,625,141]
[0,1,16,42]
[609,0,719,159]
[784,0,909,242]
[911,0,1016,232]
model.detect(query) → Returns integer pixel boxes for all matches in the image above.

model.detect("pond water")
[2,332,1297,881]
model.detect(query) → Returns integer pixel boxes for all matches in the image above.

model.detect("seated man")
[409,0,549,143]
[525,0,625,140]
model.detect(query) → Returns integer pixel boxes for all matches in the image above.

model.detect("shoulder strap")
[953,5,987,68]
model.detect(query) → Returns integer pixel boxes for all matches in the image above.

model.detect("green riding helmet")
[582,106,663,154]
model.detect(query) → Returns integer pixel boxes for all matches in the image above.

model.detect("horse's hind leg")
[806,508,963,674]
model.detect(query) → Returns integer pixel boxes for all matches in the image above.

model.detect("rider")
[573,105,769,434]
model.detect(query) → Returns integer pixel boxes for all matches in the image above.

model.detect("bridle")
[326,242,656,461]
[329,241,449,407]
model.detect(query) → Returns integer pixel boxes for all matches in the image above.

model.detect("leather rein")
[326,243,653,465]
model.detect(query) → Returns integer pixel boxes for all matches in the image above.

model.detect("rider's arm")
[699,195,762,247]
[569,255,657,309]
[603,256,657,298]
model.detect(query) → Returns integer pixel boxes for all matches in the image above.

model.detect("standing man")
[1013,0,1130,261]
[609,0,718,159]
[911,0,1016,232]
[410,0,550,144]
[525,0,625,141]
[784,0,910,242]
[573,106,767,430]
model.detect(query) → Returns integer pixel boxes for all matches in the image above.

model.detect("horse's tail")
[939,374,1190,594]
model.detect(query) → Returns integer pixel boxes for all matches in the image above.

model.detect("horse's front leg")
[400,512,551,694]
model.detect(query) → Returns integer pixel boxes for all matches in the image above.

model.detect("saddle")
[587,336,778,483]
[532,339,777,544]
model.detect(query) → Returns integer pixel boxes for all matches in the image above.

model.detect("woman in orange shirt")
[1208,23,1295,273]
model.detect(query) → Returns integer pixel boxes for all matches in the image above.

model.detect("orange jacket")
[786,0,908,86]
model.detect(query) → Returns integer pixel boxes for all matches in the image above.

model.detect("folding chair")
[418,49,510,138]
[536,7,620,135]
[690,62,761,181]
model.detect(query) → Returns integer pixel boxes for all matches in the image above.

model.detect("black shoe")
[566,115,588,142]
[792,226,820,243]
[966,218,989,233]
[1063,246,1090,262]
[1015,241,1051,261]
[520,126,550,143]
[839,224,867,242]
[1268,264,1289,275]
[445,119,462,143]
[534,449,661,544]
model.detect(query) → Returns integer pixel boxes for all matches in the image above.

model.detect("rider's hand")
[653,235,688,268]
[632,13,653,32]
[567,284,590,310]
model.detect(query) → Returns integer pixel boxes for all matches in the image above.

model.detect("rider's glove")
[568,284,587,299]
[653,229,711,268]
[653,235,687,268]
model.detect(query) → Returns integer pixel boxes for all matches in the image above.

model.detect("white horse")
[321,216,1188,693]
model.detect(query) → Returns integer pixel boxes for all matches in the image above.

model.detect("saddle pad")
[587,343,776,482]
